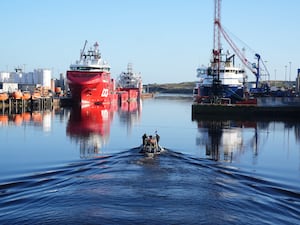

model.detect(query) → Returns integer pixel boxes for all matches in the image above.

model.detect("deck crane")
[213,0,270,93]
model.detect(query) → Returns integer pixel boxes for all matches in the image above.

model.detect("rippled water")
[1,95,300,224]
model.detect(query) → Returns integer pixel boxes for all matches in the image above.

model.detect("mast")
[213,0,221,78]
[255,53,260,88]
[80,40,88,59]
[127,63,133,74]
[212,0,222,98]
[213,0,221,59]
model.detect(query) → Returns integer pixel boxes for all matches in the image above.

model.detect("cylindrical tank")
[42,69,51,88]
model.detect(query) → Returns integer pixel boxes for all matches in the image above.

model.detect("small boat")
[12,90,23,100]
[32,90,41,100]
[0,92,9,101]
[22,91,31,100]
[140,133,164,157]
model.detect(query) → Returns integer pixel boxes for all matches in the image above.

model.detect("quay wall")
[192,103,300,121]
[257,97,300,107]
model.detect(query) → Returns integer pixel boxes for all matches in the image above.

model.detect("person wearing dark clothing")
[142,133,147,146]
[156,133,160,144]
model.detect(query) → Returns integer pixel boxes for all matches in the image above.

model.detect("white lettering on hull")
[101,88,109,97]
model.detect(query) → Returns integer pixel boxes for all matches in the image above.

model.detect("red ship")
[116,63,142,102]
[67,41,114,105]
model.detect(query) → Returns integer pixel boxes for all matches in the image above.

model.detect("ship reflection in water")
[196,120,252,162]
[118,100,142,133]
[66,105,115,158]
[194,117,300,162]
[66,101,141,158]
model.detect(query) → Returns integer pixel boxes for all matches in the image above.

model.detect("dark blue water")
[1,95,300,224]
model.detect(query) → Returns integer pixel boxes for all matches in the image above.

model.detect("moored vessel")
[116,63,142,102]
[22,91,31,100]
[12,90,23,100]
[67,41,113,106]
[193,0,270,104]
[0,91,9,101]
[193,54,245,104]
[31,89,41,100]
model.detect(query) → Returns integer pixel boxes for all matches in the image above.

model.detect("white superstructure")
[69,41,110,73]
[196,54,245,88]
[116,63,142,89]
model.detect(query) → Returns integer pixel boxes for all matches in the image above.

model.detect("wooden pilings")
[0,97,54,114]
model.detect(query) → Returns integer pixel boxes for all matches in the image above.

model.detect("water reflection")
[194,117,300,162]
[0,110,53,132]
[66,105,115,158]
[118,100,142,133]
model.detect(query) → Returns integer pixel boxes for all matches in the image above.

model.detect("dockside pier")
[1,97,54,114]
[192,103,300,121]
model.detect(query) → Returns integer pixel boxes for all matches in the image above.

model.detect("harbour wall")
[257,97,300,107]
[192,102,300,121]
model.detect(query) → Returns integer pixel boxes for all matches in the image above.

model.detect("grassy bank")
[145,82,195,94]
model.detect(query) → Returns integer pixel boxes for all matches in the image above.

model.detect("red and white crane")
[212,0,270,89]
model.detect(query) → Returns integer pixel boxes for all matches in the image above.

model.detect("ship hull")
[195,85,244,103]
[67,71,112,105]
[118,88,139,102]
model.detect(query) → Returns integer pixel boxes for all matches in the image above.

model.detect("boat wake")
[0,148,299,224]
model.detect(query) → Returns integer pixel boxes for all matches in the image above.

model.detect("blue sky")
[0,0,299,84]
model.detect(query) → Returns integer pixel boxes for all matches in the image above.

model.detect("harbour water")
[0,95,300,224]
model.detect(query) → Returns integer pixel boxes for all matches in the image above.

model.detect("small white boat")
[140,133,164,157]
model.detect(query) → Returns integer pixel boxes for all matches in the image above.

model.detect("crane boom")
[213,0,269,89]
[218,25,256,74]
[80,40,88,59]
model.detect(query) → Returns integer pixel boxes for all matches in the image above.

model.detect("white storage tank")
[34,69,52,88]
[0,72,10,82]
[42,69,51,88]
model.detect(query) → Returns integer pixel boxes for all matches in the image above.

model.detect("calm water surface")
[0,95,300,224]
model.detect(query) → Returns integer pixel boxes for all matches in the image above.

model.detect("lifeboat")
[55,87,62,96]
[22,91,31,100]
[12,90,23,100]
[0,92,9,101]
[32,90,41,100]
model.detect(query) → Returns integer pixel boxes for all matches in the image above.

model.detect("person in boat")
[143,135,152,147]
[142,133,148,146]
[155,133,160,145]
[149,135,153,146]
[146,135,155,148]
